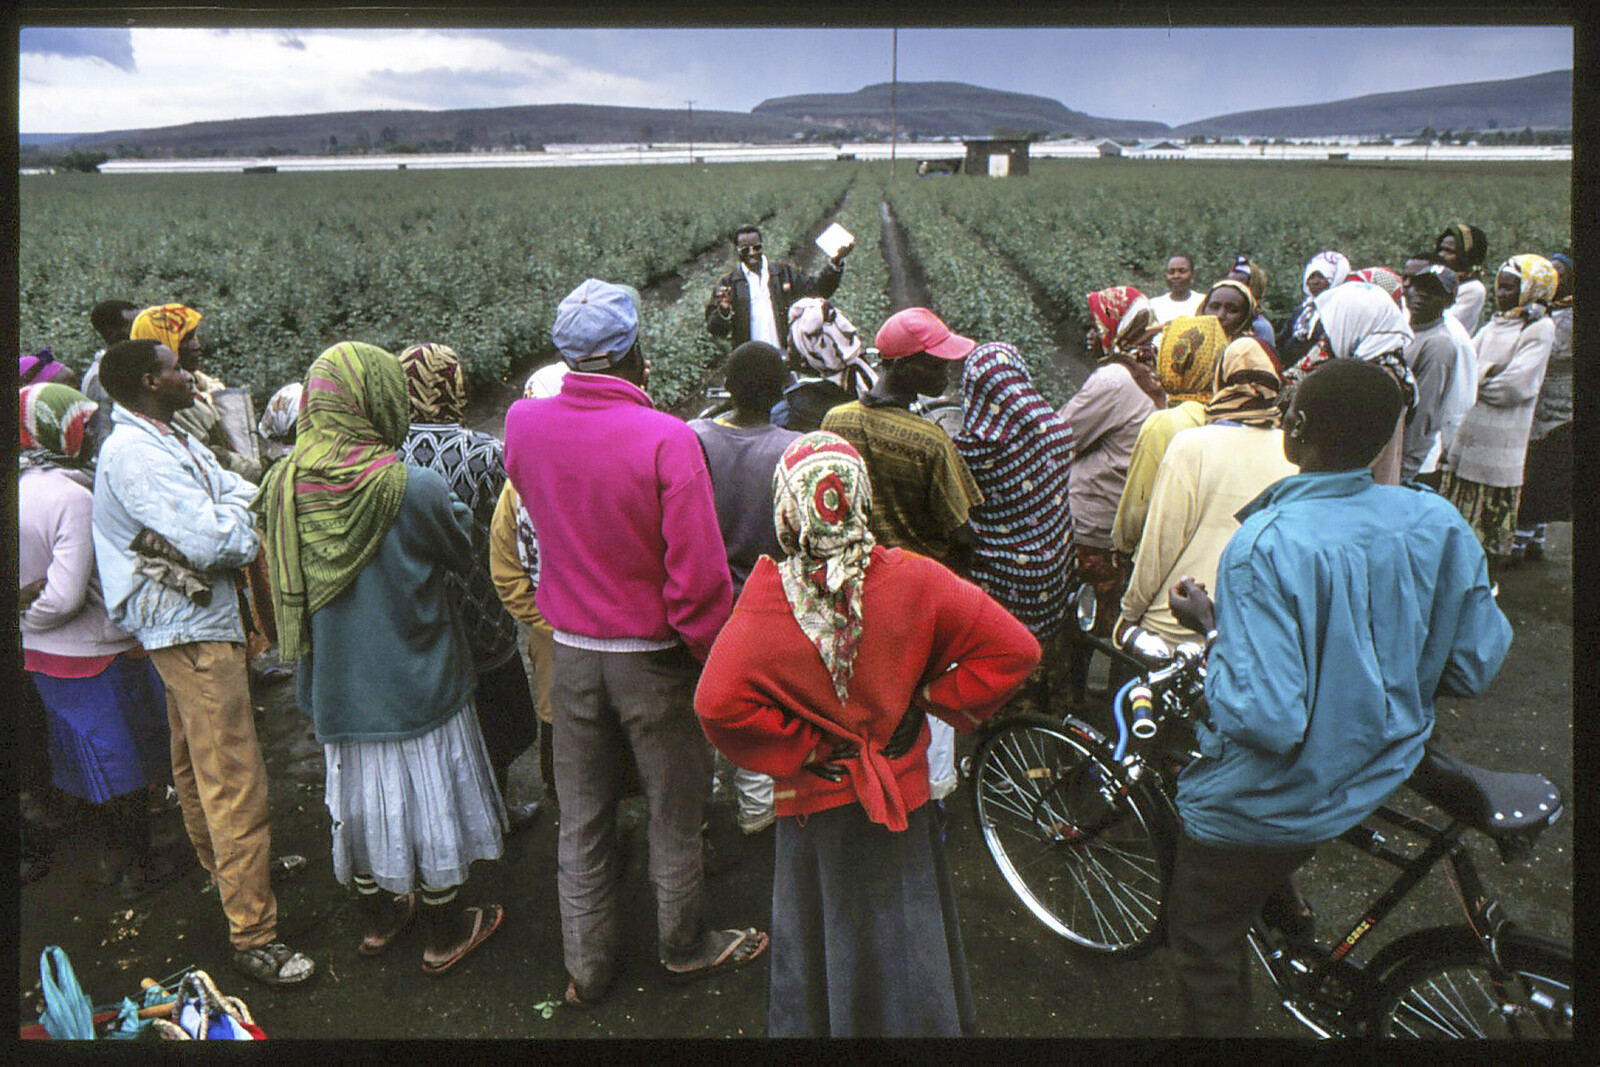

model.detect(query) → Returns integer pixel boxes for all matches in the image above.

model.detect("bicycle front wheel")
[1371,926,1573,1038]
[969,715,1173,957]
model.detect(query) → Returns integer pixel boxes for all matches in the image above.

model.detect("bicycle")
[964,623,1572,1038]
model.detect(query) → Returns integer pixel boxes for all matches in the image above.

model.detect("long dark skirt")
[473,652,539,777]
[30,654,170,804]
[768,802,976,1037]
[1518,422,1572,525]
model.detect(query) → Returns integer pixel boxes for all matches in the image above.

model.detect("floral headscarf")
[772,431,876,704]
[1156,314,1229,404]
[252,342,410,661]
[399,342,468,423]
[130,304,203,354]
[787,297,878,398]
[1086,286,1152,356]
[1085,286,1166,406]
[1496,254,1559,319]
[1302,251,1351,297]
[257,382,304,442]
[1350,267,1405,307]
[1205,339,1283,428]
[19,383,98,472]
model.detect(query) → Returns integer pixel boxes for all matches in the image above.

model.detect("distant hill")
[754,81,1169,140]
[23,70,1572,159]
[47,104,836,157]
[1174,69,1572,138]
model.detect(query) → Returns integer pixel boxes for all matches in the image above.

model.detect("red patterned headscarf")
[1350,267,1405,307]
[1086,286,1152,356]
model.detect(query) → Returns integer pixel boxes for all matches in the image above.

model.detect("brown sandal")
[357,892,417,956]
[663,927,769,984]
[420,903,505,976]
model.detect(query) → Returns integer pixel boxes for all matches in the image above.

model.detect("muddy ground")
[17,197,1574,1041]
[15,525,1573,1041]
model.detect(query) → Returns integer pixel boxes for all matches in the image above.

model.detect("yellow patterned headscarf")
[1497,255,1559,319]
[130,304,203,353]
[1155,314,1228,404]
[398,343,467,423]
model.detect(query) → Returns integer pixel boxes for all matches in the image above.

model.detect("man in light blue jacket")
[92,338,315,989]
[1164,359,1511,1037]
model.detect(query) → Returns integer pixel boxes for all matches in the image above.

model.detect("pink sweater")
[19,467,139,660]
[502,372,732,662]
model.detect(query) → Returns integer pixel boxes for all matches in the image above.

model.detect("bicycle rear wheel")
[969,715,1173,957]
[1371,926,1573,1038]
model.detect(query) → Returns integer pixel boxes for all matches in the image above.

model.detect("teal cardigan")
[296,465,476,743]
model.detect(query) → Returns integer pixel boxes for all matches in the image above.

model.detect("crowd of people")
[15,218,1571,1036]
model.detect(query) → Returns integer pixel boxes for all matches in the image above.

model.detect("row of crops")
[20,158,1569,416]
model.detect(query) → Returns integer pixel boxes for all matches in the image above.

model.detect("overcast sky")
[19,25,1574,134]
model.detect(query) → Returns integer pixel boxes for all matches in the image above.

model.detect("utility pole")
[890,28,898,180]
[686,100,695,164]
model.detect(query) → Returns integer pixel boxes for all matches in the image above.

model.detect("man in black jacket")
[706,224,850,348]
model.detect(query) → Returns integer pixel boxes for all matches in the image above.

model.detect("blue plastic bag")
[38,947,95,1040]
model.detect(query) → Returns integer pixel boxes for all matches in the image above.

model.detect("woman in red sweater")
[695,432,1040,1037]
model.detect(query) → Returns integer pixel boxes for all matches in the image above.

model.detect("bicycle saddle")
[1407,744,1564,858]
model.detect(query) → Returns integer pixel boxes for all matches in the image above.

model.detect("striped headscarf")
[251,342,410,661]
[1205,338,1283,428]
[954,342,1076,636]
[772,431,876,705]
[787,297,878,399]
[19,348,74,387]
[130,304,203,353]
[1497,254,1559,319]
[399,343,467,423]
[1302,251,1351,297]
[1437,223,1488,279]
[19,383,98,471]
[1155,314,1228,404]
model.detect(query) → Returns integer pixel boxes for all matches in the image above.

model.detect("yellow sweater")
[1117,423,1297,646]
[1111,401,1205,556]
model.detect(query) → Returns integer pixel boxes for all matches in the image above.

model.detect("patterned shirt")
[399,423,520,669]
[821,401,982,568]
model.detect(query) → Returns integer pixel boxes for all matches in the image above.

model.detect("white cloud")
[20,27,664,132]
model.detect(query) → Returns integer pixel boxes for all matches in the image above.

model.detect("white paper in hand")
[816,222,854,260]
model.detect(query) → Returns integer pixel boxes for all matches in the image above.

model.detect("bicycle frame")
[1094,652,1553,1039]
[1246,798,1529,1037]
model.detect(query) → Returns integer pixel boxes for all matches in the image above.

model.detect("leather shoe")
[506,799,543,834]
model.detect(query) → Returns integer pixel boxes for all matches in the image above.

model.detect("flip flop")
[420,903,505,976]
[662,927,769,984]
[357,892,417,956]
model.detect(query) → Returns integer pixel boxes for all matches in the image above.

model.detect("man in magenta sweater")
[503,279,764,1009]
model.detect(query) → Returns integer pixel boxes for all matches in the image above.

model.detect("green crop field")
[19,158,1570,412]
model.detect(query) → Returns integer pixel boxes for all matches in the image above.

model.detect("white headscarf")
[257,382,304,441]
[1312,281,1413,360]
[1302,251,1352,298]
[787,297,879,398]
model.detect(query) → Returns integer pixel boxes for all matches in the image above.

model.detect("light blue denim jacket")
[1177,469,1512,846]
[91,403,260,650]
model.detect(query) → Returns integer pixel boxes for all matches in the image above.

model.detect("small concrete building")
[964,138,1031,177]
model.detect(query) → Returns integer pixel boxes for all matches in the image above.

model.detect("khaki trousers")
[527,622,554,725]
[149,641,277,951]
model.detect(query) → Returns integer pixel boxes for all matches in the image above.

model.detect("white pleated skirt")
[324,702,508,895]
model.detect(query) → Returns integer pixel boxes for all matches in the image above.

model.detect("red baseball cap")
[874,308,976,361]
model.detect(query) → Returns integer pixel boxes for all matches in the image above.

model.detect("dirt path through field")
[878,198,932,312]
